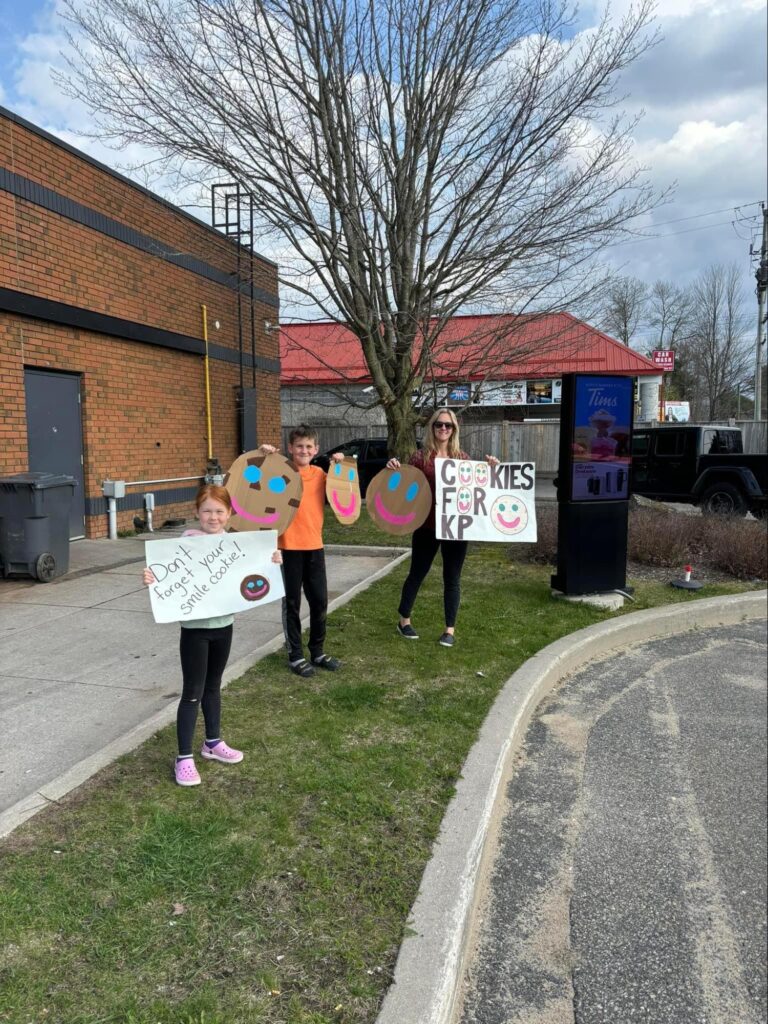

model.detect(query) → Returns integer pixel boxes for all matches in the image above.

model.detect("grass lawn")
[0,513,758,1024]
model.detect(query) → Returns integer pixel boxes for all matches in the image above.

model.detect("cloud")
[3,0,766,301]
[640,116,765,186]
[579,0,766,288]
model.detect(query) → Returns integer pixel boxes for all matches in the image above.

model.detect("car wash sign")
[435,458,537,542]
[652,350,675,371]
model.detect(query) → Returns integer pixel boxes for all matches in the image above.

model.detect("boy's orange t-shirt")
[278,464,326,550]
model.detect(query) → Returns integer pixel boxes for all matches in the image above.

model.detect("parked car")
[312,437,421,496]
[631,425,768,517]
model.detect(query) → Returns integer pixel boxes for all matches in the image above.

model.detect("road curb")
[0,548,410,841]
[375,589,768,1024]
[325,543,409,557]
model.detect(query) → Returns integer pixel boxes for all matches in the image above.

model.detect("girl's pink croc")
[174,758,201,786]
[200,740,243,764]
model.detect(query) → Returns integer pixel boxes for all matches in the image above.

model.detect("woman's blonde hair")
[423,408,462,459]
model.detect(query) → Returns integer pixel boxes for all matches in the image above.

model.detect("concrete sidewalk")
[0,534,407,837]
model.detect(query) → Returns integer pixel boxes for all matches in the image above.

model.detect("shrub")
[693,516,767,580]
[627,507,694,568]
[507,503,767,580]
[507,505,557,564]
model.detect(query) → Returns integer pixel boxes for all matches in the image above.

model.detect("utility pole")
[752,202,767,421]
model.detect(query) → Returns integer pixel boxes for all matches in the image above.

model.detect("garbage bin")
[0,473,77,582]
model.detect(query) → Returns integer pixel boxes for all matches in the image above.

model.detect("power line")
[640,201,762,230]
[606,213,761,248]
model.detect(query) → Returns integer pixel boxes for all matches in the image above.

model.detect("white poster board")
[435,458,537,542]
[145,531,284,624]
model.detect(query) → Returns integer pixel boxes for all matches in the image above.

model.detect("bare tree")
[599,275,649,346]
[681,263,752,420]
[647,279,691,349]
[61,0,662,453]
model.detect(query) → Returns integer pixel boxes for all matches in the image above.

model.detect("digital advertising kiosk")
[551,374,635,596]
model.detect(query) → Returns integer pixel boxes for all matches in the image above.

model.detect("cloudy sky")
[0,0,765,318]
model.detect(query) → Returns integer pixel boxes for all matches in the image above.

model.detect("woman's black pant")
[281,548,328,662]
[398,526,469,628]
[177,624,233,755]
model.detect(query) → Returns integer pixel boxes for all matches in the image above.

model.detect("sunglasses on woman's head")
[434,421,454,430]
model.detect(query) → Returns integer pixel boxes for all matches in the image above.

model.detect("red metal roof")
[280,312,658,385]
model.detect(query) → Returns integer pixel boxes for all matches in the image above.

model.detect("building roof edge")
[0,104,278,269]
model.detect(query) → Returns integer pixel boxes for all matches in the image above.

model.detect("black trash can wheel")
[35,552,57,582]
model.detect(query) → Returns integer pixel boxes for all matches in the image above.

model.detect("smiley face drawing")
[474,462,489,487]
[240,574,271,602]
[224,451,303,535]
[457,486,472,514]
[366,465,431,536]
[326,457,361,525]
[458,461,473,486]
[490,495,529,536]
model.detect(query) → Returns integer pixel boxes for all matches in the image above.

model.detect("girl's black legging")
[177,624,233,756]
[398,526,469,628]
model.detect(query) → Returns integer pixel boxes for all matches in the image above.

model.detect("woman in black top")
[387,408,499,647]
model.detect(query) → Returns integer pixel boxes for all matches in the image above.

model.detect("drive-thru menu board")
[571,376,633,501]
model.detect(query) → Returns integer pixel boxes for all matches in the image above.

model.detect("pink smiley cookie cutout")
[326,456,362,524]
[490,494,529,536]
[365,465,431,536]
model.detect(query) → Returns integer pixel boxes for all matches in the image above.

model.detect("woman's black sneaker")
[438,633,455,647]
[397,623,419,639]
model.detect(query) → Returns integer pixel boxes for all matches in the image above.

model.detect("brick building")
[0,106,281,539]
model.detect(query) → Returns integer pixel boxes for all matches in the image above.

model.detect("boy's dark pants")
[281,548,328,662]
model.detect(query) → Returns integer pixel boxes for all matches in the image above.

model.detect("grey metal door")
[24,368,86,539]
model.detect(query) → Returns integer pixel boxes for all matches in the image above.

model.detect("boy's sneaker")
[397,622,419,639]
[438,632,455,647]
[200,740,244,764]
[312,654,341,671]
[289,658,316,678]
[175,757,201,786]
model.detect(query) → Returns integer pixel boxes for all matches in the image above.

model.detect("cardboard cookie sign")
[326,457,362,525]
[365,465,431,535]
[224,451,303,535]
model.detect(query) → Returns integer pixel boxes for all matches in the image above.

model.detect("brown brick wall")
[0,112,281,538]
[0,114,277,302]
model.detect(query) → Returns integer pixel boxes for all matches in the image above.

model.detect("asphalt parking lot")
[459,619,768,1024]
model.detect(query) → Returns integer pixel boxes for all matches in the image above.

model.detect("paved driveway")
[460,620,768,1024]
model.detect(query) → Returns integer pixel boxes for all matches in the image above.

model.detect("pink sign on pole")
[652,349,675,371]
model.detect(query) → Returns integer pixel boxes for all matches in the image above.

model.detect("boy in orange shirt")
[261,425,343,678]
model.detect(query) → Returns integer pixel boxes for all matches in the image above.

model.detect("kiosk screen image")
[571,376,632,501]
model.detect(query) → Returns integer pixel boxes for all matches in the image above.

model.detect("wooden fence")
[281,419,766,468]
[280,421,560,471]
